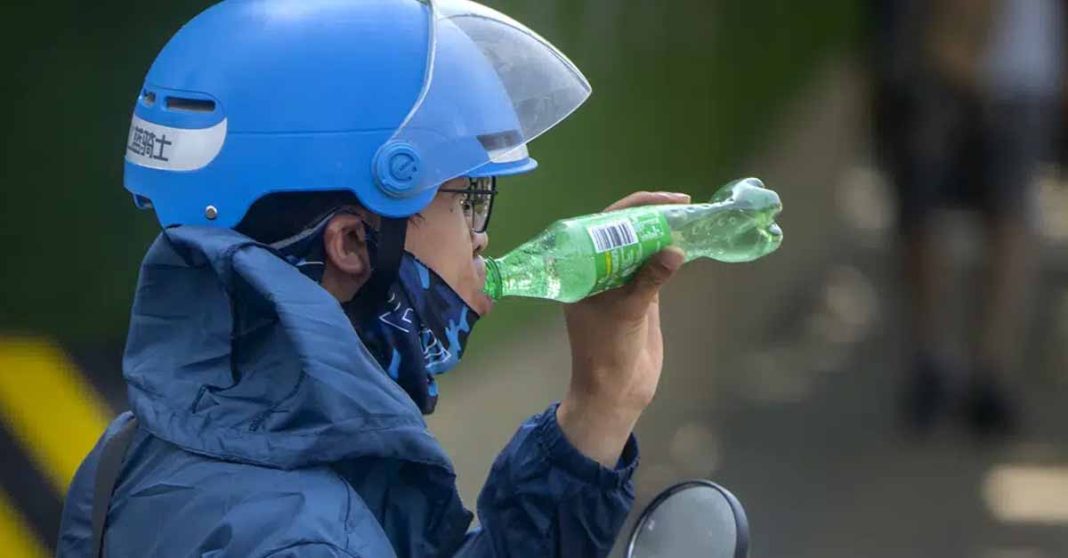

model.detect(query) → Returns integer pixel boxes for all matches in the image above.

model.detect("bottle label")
[583,209,673,292]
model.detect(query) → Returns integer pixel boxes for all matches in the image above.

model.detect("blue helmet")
[124,0,591,228]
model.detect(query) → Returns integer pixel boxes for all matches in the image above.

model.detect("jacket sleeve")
[453,404,639,558]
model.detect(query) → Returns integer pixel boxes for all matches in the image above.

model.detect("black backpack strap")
[90,416,139,558]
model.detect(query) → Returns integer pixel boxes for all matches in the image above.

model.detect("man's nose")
[472,230,489,255]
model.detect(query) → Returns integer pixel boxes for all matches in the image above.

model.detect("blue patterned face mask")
[273,212,478,414]
[344,252,477,414]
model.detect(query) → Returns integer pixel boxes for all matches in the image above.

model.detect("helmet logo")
[125,115,227,172]
[390,151,419,182]
[374,142,423,197]
[128,124,173,162]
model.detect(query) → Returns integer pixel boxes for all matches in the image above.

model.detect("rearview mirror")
[626,480,749,558]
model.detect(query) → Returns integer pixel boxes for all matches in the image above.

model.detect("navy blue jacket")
[56,227,637,557]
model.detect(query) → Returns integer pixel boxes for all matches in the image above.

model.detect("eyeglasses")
[439,176,498,234]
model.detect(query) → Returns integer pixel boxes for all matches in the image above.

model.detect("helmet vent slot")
[142,90,156,106]
[166,97,216,113]
[132,194,154,210]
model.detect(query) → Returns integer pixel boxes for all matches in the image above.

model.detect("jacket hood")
[123,226,453,471]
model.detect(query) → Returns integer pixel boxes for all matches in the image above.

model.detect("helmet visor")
[385,0,591,195]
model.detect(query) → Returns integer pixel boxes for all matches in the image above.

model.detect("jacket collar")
[123,226,453,471]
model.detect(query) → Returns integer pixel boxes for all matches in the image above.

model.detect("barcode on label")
[587,220,639,253]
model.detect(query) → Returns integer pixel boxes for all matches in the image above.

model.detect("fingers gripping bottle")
[482,177,783,303]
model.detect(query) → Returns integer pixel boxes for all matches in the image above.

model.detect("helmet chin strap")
[360,216,408,306]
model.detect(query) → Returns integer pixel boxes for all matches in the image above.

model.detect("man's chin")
[471,292,495,317]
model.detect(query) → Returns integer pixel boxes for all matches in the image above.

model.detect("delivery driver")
[57,0,689,556]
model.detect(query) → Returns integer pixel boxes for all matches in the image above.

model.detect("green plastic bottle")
[482,177,783,303]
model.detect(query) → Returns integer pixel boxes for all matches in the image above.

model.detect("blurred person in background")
[873,0,1065,436]
[55,1,689,556]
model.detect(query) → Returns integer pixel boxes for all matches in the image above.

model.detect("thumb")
[627,247,685,302]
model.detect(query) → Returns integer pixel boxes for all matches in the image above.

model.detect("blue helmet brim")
[467,157,538,178]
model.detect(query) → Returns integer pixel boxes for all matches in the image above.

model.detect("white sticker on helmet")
[125,115,227,172]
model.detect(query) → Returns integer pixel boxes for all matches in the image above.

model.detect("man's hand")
[557,191,690,467]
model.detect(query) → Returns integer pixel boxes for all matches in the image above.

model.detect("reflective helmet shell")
[124,0,538,228]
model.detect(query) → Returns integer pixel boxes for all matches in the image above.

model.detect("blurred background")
[2,0,1068,556]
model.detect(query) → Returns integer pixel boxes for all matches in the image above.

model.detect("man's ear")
[321,212,372,302]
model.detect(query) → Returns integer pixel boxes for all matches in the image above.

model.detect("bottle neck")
[482,256,503,301]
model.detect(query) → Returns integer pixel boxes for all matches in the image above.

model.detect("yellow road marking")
[0,487,48,558]
[0,338,111,493]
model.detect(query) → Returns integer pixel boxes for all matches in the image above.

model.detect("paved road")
[429,59,1068,557]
